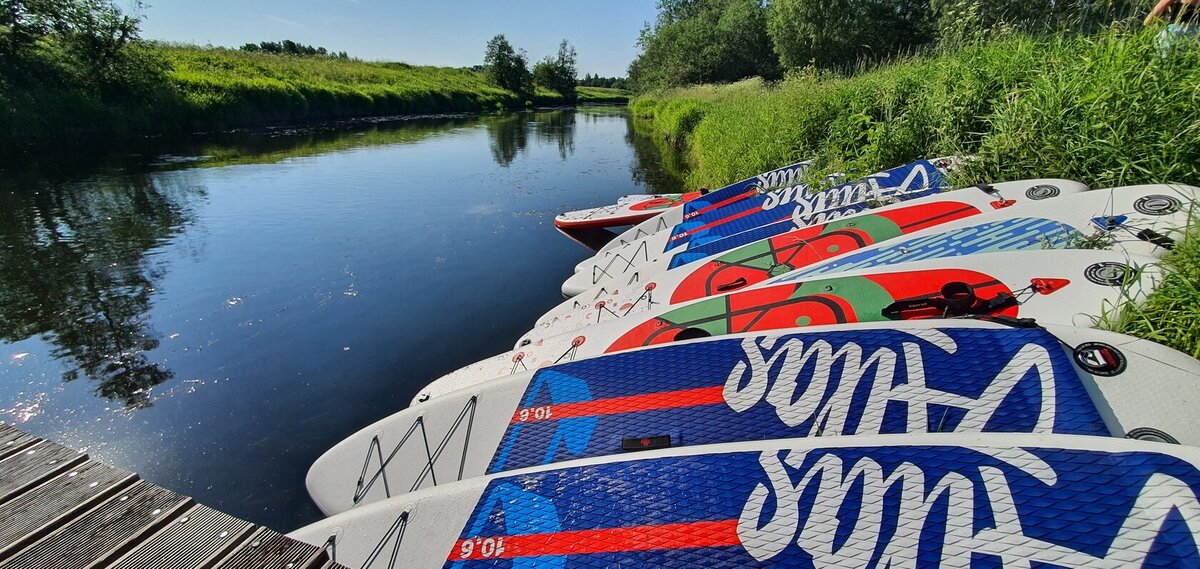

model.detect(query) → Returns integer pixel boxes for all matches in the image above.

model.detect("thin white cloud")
[265,14,306,28]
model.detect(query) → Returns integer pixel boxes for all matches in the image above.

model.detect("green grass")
[631,28,1200,356]
[576,86,632,104]
[0,44,586,146]
[1117,217,1200,358]
[160,45,564,125]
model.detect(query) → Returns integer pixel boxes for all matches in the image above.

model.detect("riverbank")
[630,28,1200,357]
[0,44,630,150]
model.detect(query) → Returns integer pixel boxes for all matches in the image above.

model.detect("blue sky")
[138,1,657,77]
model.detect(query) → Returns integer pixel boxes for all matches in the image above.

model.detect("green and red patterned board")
[416,249,1161,405]
[520,184,1190,346]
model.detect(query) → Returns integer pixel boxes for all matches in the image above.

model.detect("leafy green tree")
[1,0,144,71]
[533,39,577,100]
[483,34,533,98]
[628,0,778,92]
[768,0,934,70]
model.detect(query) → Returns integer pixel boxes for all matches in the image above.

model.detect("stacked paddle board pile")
[291,158,1200,568]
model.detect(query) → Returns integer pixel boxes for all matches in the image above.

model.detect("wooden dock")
[0,422,347,569]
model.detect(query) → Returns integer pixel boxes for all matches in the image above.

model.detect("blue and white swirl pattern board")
[768,183,1199,285]
[305,320,1200,516]
[565,158,961,296]
[292,433,1200,569]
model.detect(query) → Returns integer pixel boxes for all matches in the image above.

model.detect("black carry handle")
[882,282,1019,319]
[715,277,748,292]
[1137,228,1176,250]
[622,435,672,452]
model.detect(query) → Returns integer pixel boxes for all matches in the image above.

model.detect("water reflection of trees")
[532,110,576,160]
[483,114,529,166]
[482,109,577,166]
[0,174,203,408]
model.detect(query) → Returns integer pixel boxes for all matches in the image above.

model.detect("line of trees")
[580,74,629,89]
[483,35,578,101]
[239,40,349,59]
[629,0,1147,92]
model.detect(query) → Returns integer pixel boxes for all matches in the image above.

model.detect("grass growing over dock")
[631,28,1200,356]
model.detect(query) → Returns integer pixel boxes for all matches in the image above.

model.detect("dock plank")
[109,504,254,569]
[0,460,136,561]
[0,423,349,569]
[212,527,330,569]
[0,442,87,504]
[0,481,190,569]
[0,432,40,462]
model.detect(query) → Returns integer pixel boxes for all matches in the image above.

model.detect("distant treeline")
[240,40,349,59]
[579,74,629,89]
[629,0,1151,92]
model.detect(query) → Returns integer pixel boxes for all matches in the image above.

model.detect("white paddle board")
[416,249,1163,405]
[308,320,1200,515]
[291,433,1200,568]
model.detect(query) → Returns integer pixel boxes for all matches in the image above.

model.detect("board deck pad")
[530,184,1192,345]
[291,434,1200,569]
[421,249,1162,404]
[556,160,812,230]
[307,321,1200,515]
[565,159,956,296]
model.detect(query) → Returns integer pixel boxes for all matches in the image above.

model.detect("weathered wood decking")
[0,422,345,569]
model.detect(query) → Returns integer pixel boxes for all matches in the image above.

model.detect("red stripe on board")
[448,519,740,561]
[510,386,726,424]
[671,209,791,242]
[686,189,759,218]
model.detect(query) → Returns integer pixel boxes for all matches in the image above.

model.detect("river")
[0,107,686,531]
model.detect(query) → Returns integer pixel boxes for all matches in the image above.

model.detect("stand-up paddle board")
[566,158,962,296]
[291,433,1200,568]
[555,160,812,230]
[417,249,1162,404]
[308,320,1200,515]
[585,160,818,255]
[522,184,1191,345]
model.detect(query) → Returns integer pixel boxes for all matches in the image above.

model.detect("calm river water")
[0,107,686,531]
